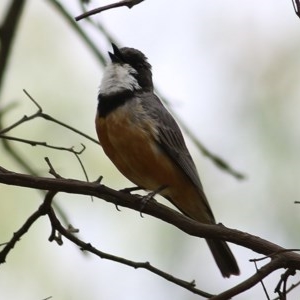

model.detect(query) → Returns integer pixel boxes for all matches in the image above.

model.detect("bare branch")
[41,296,52,300]
[0,90,100,144]
[44,157,62,179]
[250,249,300,263]
[253,260,271,300]
[75,0,145,21]
[0,190,56,264]
[47,205,213,298]
[273,280,300,300]
[274,268,296,300]
[1,167,300,265]
[73,144,90,180]
[0,134,86,154]
[210,259,283,300]
[2,167,300,298]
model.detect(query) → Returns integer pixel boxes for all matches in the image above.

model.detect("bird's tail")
[206,239,240,278]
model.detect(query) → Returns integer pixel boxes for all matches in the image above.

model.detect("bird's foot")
[139,185,168,217]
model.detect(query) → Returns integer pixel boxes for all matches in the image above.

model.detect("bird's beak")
[108,43,124,63]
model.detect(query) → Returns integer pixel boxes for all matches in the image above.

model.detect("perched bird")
[96,43,239,277]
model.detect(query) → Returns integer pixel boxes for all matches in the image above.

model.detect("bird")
[95,43,240,278]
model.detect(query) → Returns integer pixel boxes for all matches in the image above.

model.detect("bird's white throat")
[100,63,141,95]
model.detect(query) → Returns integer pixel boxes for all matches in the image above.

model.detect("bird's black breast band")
[97,90,134,117]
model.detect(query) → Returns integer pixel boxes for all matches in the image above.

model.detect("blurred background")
[1,0,300,299]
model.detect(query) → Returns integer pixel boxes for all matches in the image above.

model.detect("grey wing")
[142,93,203,191]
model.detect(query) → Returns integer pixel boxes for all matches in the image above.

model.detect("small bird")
[95,43,239,277]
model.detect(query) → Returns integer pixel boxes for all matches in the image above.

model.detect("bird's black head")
[108,43,153,92]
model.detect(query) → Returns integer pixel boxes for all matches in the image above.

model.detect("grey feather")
[140,92,205,192]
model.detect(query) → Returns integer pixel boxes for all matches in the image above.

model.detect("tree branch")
[211,259,284,300]
[1,166,300,266]
[75,0,145,21]
[0,134,86,154]
[0,90,99,145]
[0,190,56,264]
[47,205,213,298]
[2,167,300,298]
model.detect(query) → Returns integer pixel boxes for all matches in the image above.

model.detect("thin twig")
[0,191,57,264]
[73,146,94,201]
[2,168,300,261]
[47,205,213,298]
[0,90,98,144]
[250,249,300,263]
[254,260,271,300]
[0,90,94,227]
[75,0,145,21]
[73,145,89,180]
[2,168,300,297]
[45,157,62,179]
[79,1,119,45]
[274,269,296,300]
[47,0,106,65]
[0,135,85,154]
[24,90,99,144]
[273,280,300,300]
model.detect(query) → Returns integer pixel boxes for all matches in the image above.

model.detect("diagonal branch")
[0,90,99,144]
[47,206,213,298]
[75,0,145,21]
[0,134,86,154]
[211,259,283,300]
[2,168,300,298]
[1,166,300,265]
[0,190,56,264]
[274,268,296,299]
